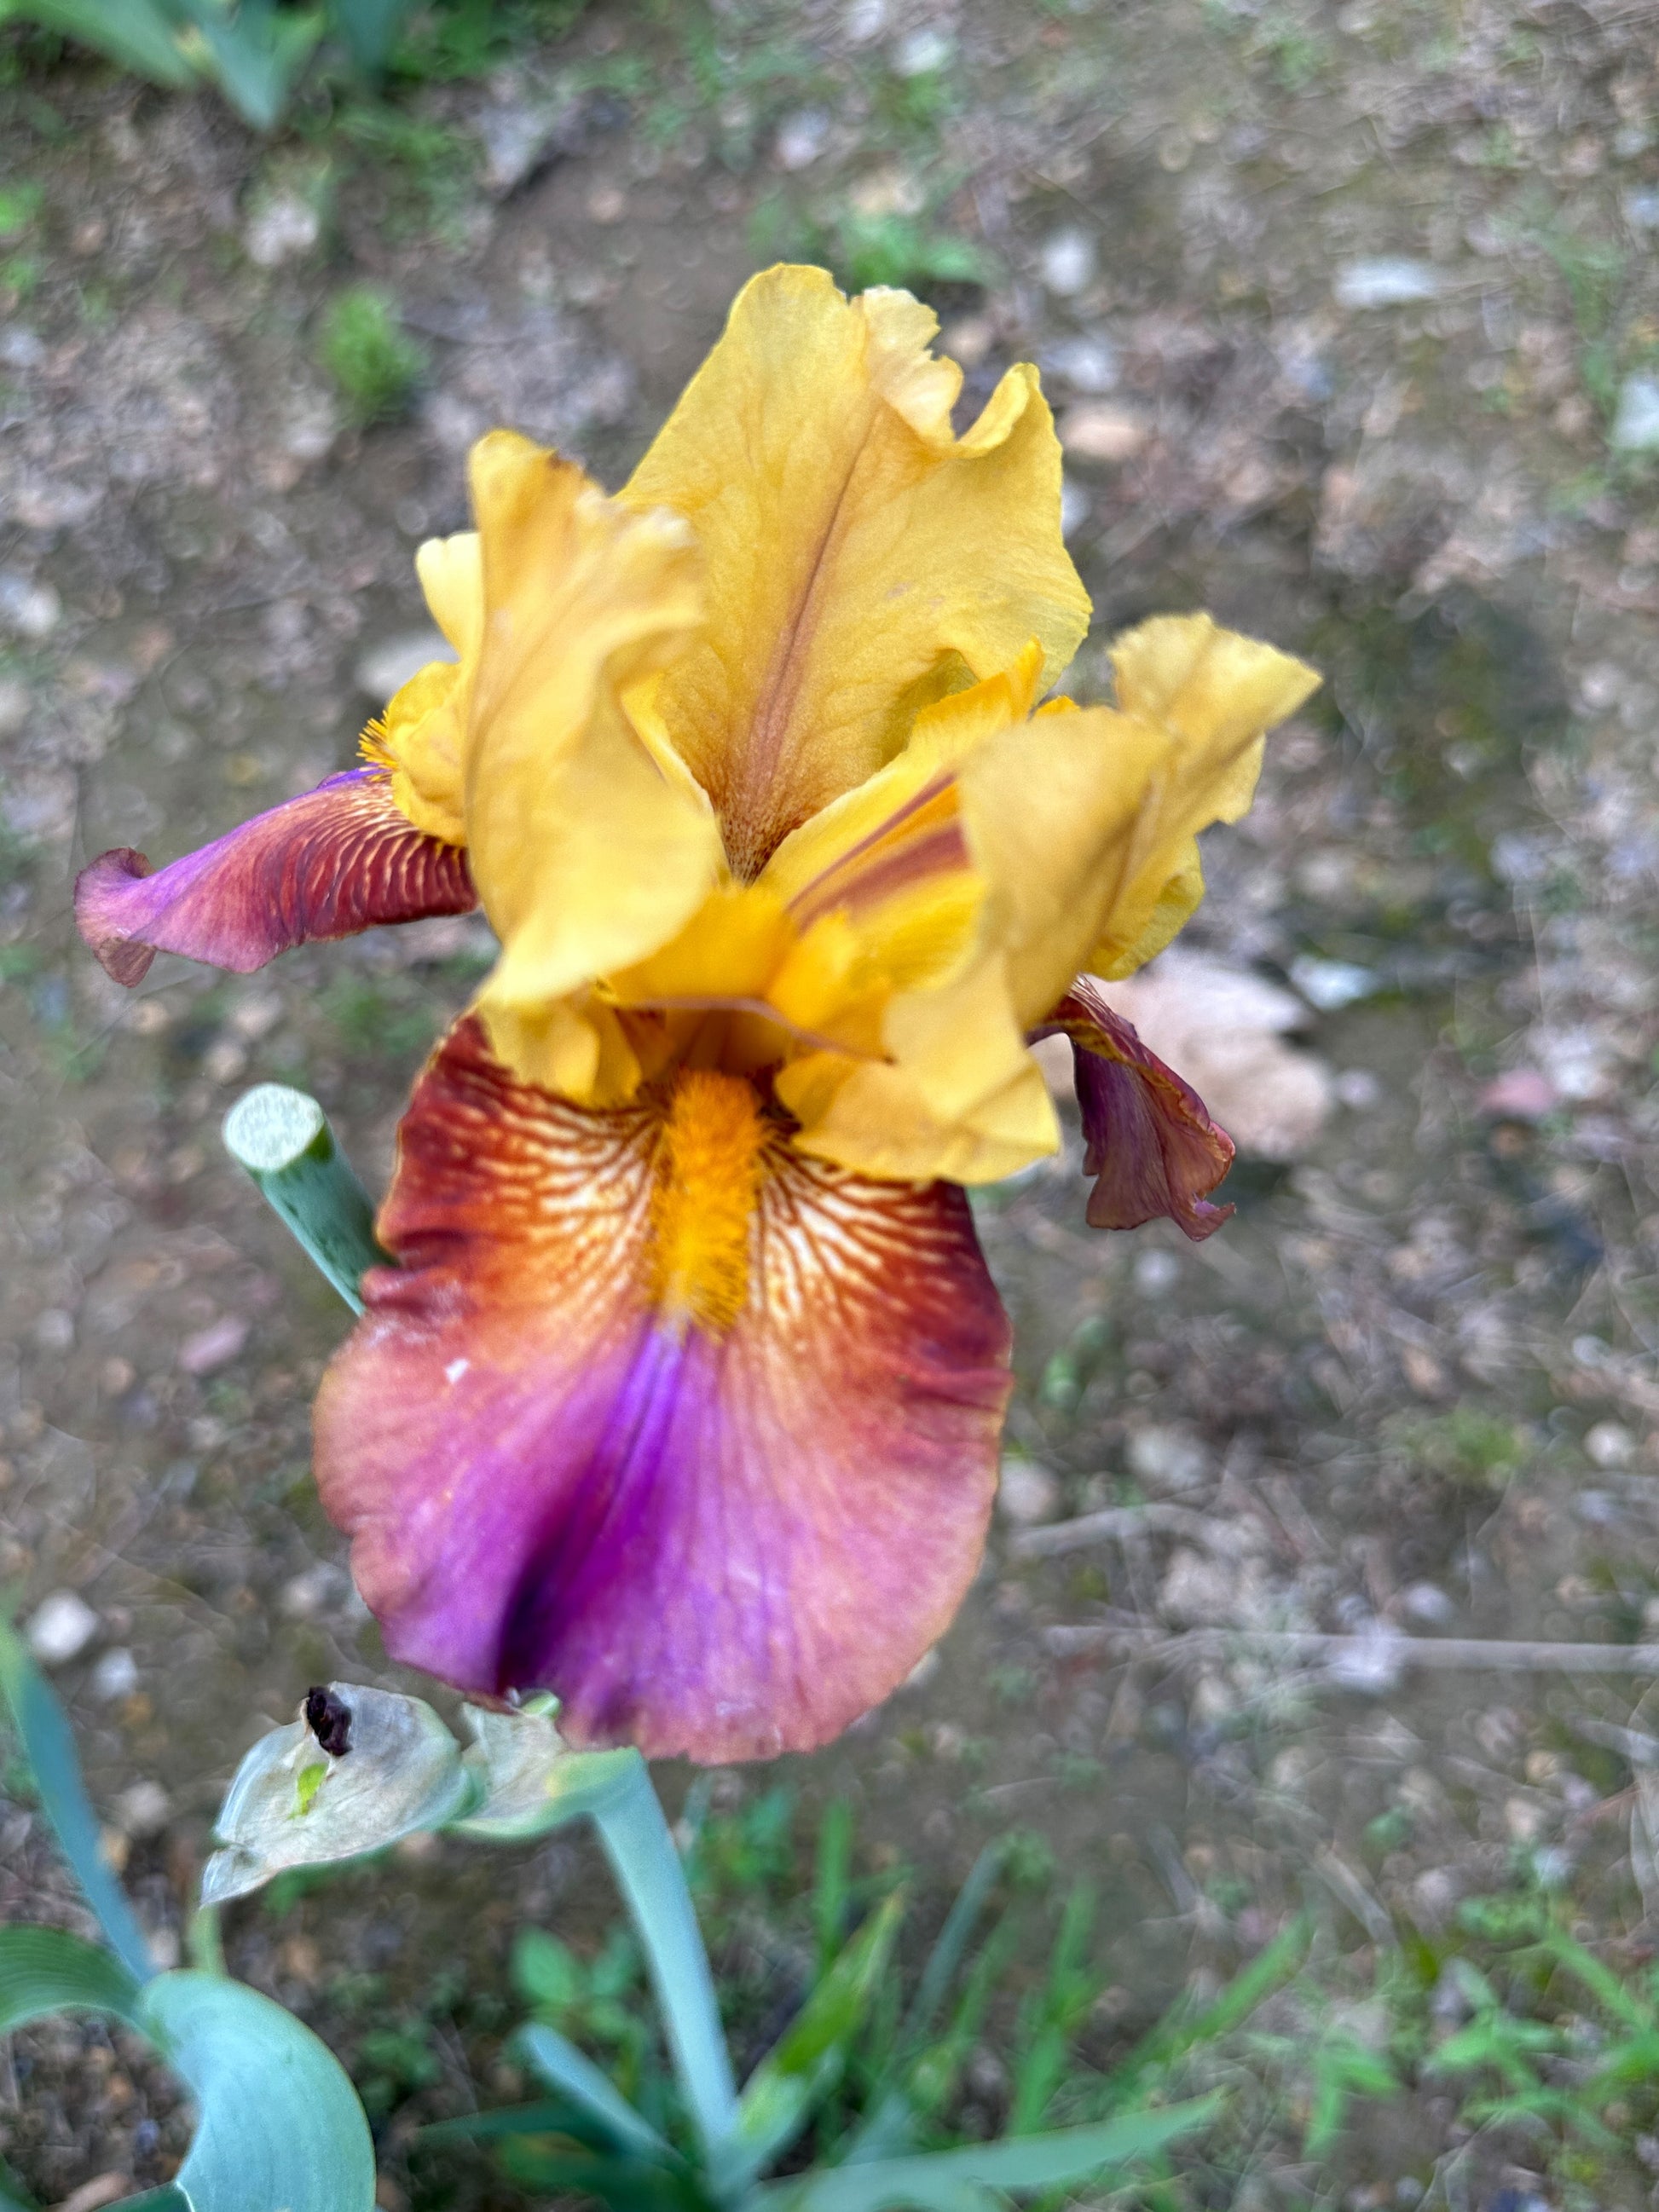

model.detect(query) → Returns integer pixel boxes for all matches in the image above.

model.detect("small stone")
[843,0,887,42]
[586,182,627,225]
[997,1458,1061,1526]
[774,108,830,170]
[178,1314,250,1377]
[1400,1582,1454,1626]
[892,26,952,75]
[477,103,573,197]
[228,990,285,1042]
[1133,1248,1180,1296]
[1289,955,1379,1011]
[944,315,992,366]
[1040,226,1097,298]
[1585,1420,1635,1470]
[113,1779,171,1839]
[202,1038,248,1086]
[1611,373,1659,453]
[1333,257,1442,309]
[1158,1547,1235,1626]
[355,629,453,702]
[1128,1424,1211,1494]
[1503,1793,1548,1845]
[1624,187,1659,230]
[0,573,61,638]
[1410,1867,1458,1928]
[34,1308,73,1352]
[902,1646,940,1690]
[0,326,43,369]
[0,678,31,737]
[1060,403,1148,461]
[1478,1067,1557,1121]
[280,1563,347,1619]
[1042,333,1119,393]
[243,191,321,269]
[1334,1067,1382,1110]
[26,1591,99,1666]
[90,1647,138,1701]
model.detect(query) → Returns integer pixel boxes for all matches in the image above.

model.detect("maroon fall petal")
[75,767,475,985]
[313,1016,1014,1765]
[1034,977,1235,1240]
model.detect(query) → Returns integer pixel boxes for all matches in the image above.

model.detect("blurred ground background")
[5,0,1659,2204]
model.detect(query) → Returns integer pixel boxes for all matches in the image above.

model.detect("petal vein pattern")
[314,1017,1012,1764]
[621,266,1090,875]
[75,768,475,985]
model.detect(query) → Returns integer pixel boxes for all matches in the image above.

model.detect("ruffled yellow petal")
[416,530,483,660]
[775,620,1316,1185]
[1093,838,1205,982]
[777,943,1057,1183]
[358,528,483,847]
[621,265,1090,877]
[1083,614,1319,979]
[462,432,724,1094]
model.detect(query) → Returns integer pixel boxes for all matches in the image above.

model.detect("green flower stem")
[592,1753,738,2159]
[222,1084,386,1313]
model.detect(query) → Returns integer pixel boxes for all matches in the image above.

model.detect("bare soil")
[5,1,1659,2203]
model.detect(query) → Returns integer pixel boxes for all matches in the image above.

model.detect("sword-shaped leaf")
[0,1615,155,1982]
[0,1925,141,2034]
[771,2099,1222,2212]
[515,2022,673,2160]
[137,1968,375,2210]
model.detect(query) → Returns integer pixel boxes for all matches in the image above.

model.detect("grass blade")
[727,1893,906,2188]
[516,2021,672,2159]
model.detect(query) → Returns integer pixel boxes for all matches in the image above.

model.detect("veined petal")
[464,434,725,1089]
[313,1017,1011,1764]
[769,620,1311,1190]
[1035,977,1235,1239]
[778,956,1058,1186]
[622,265,1090,875]
[960,618,1319,1024]
[75,768,475,985]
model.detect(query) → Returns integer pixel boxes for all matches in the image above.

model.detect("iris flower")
[79,268,1316,1764]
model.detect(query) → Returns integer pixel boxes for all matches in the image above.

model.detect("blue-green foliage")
[0,1614,155,1981]
[0,0,423,128]
[0,1618,377,2210]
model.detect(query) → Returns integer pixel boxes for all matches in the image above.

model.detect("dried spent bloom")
[78,267,1317,1764]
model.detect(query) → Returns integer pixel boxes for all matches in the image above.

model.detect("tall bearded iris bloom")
[79,268,1317,1764]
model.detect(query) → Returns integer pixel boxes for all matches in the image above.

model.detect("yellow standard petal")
[621,264,1090,878]
[462,432,725,1101]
